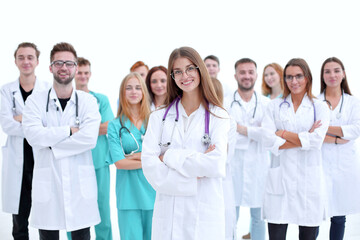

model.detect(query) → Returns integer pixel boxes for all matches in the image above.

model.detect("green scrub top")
[90,91,114,169]
[107,117,155,210]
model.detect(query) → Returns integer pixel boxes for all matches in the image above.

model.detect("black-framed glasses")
[171,65,199,80]
[285,74,304,82]
[51,60,77,68]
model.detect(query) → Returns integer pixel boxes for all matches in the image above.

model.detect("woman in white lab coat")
[141,46,230,240]
[145,65,168,111]
[261,58,329,240]
[318,57,360,240]
[262,62,284,99]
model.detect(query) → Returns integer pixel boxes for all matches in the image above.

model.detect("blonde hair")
[117,72,151,127]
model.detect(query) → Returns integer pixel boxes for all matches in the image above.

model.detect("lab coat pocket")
[78,166,97,199]
[32,168,52,203]
[198,201,223,222]
[266,167,284,195]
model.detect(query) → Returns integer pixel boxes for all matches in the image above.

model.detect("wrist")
[281,130,286,138]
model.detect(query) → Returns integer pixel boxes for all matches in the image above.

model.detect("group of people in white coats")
[1,41,360,240]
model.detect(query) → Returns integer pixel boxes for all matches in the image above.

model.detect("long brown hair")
[283,58,315,101]
[165,47,224,114]
[145,65,168,102]
[320,57,352,95]
[261,63,284,96]
[117,72,151,127]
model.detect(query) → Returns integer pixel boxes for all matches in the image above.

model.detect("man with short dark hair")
[204,55,220,78]
[22,42,101,240]
[72,57,114,240]
[228,58,270,240]
[1,42,49,240]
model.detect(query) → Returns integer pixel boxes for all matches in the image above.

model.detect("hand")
[99,121,109,135]
[309,120,322,133]
[205,144,215,153]
[13,115,22,123]
[275,130,283,137]
[337,137,350,144]
[237,124,247,136]
[159,155,164,162]
[71,127,79,135]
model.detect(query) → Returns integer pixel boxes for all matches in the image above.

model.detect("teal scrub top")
[90,91,114,169]
[107,117,155,210]
[266,93,283,99]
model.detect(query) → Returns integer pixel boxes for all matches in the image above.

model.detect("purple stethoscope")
[158,97,211,147]
[279,96,316,122]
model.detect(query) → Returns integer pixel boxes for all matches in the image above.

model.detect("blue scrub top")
[107,116,155,210]
[90,91,114,169]
[266,93,283,99]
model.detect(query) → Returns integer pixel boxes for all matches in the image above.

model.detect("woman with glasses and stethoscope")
[261,58,330,240]
[141,47,230,240]
[107,72,155,240]
[318,57,360,240]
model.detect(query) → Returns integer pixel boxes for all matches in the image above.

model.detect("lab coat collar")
[234,90,257,106]
[178,100,205,118]
[10,77,40,92]
[49,86,77,104]
[287,93,313,109]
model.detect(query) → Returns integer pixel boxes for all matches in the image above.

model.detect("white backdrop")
[1,0,360,239]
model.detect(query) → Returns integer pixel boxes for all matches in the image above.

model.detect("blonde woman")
[107,72,155,240]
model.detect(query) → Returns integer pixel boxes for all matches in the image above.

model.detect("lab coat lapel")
[10,79,24,111]
[61,89,77,126]
[174,103,185,142]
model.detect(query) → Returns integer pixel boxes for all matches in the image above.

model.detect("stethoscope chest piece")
[201,134,211,145]
[336,112,342,119]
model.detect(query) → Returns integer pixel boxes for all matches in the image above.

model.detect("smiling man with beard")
[226,58,270,240]
[22,42,101,240]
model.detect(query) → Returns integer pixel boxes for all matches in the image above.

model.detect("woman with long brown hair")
[145,65,168,110]
[107,72,155,240]
[141,46,230,240]
[319,57,360,240]
[261,58,330,240]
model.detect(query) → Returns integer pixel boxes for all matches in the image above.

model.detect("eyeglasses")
[285,74,304,82]
[171,65,199,80]
[51,60,77,68]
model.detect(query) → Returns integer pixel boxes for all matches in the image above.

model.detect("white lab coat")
[142,102,230,240]
[224,118,237,240]
[318,92,360,216]
[0,78,49,214]
[22,87,101,231]
[227,91,270,207]
[261,94,329,226]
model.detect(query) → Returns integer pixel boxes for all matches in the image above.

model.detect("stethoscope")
[230,90,258,124]
[46,88,80,126]
[12,91,16,113]
[158,97,211,147]
[118,118,142,156]
[323,89,344,119]
[279,96,316,122]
